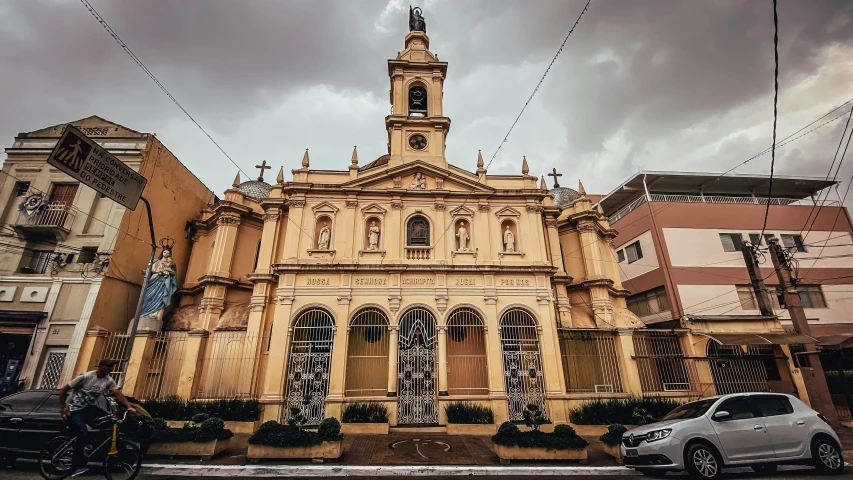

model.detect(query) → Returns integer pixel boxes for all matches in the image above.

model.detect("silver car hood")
[625,418,689,436]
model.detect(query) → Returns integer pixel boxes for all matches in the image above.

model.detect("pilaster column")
[61,278,102,386]
[175,329,209,399]
[388,198,403,262]
[75,327,110,377]
[256,208,281,274]
[437,325,448,396]
[207,213,241,277]
[280,199,306,263]
[327,325,347,399]
[614,330,643,395]
[387,326,399,396]
[477,202,492,260]
[259,296,294,422]
[578,220,604,279]
[545,218,566,275]
[121,330,158,397]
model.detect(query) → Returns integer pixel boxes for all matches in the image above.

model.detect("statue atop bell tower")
[385,7,450,169]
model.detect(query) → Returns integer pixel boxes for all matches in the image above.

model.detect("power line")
[759,0,780,238]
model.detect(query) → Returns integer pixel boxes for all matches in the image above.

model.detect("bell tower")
[386,7,450,168]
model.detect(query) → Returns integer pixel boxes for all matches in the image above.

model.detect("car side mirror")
[713,410,730,420]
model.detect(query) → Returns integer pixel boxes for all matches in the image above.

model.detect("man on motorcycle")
[58,359,136,477]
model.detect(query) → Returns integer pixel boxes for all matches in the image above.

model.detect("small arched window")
[408,86,427,117]
[406,216,430,246]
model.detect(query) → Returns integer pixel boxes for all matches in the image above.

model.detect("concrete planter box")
[247,441,343,461]
[165,420,258,435]
[570,424,635,436]
[446,423,497,436]
[602,443,623,463]
[494,444,588,464]
[340,423,389,435]
[147,437,231,460]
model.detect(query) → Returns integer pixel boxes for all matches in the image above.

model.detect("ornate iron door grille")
[283,309,334,426]
[397,307,438,425]
[500,309,547,421]
[39,350,67,389]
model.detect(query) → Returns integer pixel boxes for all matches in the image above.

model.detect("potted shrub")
[568,397,680,435]
[147,414,234,460]
[247,416,344,462]
[445,401,496,435]
[340,402,389,434]
[599,424,627,462]
[491,405,589,464]
[143,396,263,435]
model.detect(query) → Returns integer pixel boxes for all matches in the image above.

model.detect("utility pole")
[741,242,774,316]
[767,238,837,423]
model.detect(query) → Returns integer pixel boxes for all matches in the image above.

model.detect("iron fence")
[558,329,623,393]
[97,333,129,386]
[632,331,695,393]
[196,330,261,400]
[138,331,188,400]
[345,308,390,397]
[446,307,489,396]
[703,343,775,395]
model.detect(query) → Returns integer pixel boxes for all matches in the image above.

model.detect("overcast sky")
[2,0,852,198]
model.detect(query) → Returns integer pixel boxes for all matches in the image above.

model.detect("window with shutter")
[780,234,806,252]
[719,233,743,252]
[625,241,643,263]
[617,249,625,263]
[798,285,826,308]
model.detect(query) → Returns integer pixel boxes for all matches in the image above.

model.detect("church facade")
[94,23,815,427]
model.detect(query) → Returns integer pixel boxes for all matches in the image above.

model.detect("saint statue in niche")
[504,226,515,252]
[409,172,427,190]
[368,221,381,250]
[138,243,177,331]
[456,221,469,251]
[318,222,331,250]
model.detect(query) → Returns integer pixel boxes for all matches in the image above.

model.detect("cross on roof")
[255,160,272,182]
[547,167,562,188]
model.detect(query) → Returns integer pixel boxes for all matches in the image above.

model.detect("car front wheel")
[685,443,722,480]
[812,438,844,475]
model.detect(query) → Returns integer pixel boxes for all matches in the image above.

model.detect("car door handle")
[8,418,22,423]
[754,425,763,430]
[796,420,805,426]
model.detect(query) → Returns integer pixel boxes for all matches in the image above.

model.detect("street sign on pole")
[47,124,147,210]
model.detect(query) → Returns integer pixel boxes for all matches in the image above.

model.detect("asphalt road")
[2,464,851,480]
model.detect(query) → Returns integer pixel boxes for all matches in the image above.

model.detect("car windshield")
[661,398,718,420]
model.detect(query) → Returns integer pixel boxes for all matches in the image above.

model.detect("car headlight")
[645,428,672,442]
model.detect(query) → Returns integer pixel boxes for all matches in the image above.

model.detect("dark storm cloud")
[1,0,852,195]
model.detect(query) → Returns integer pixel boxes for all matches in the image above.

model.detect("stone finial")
[301,149,310,169]
[276,167,284,184]
[578,180,587,196]
[232,172,241,188]
[477,150,484,168]
[540,176,547,190]
[351,146,358,165]
[521,156,529,175]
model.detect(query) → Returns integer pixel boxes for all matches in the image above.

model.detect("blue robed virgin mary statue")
[138,240,178,331]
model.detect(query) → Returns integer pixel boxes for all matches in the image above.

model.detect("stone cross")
[547,168,562,188]
[255,160,272,182]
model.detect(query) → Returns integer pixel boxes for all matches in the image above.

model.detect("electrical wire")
[759,0,780,238]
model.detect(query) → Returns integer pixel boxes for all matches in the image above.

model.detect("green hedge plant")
[599,424,627,447]
[568,397,681,425]
[142,396,262,422]
[444,402,494,424]
[150,416,234,443]
[248,418,343,448]
[491,421,588,451]
[341,402,389,423]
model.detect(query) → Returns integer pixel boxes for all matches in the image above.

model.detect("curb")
[141,464,639,477]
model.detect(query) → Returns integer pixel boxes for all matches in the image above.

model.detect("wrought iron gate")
[500,309,547,421]
[397,307,438,425]
[39,349,67,389]
[706,343,773,395]
[283,309,334,426]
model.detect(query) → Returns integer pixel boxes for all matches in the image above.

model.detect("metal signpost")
[47,125,156,387]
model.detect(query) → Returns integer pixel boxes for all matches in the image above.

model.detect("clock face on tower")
[409,134,428,150]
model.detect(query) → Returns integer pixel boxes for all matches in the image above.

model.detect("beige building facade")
[103,28,821,427]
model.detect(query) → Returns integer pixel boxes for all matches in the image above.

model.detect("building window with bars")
[558,330,623,393]
[406,216,430,246]
[446,307,489,396]
[719,233,744,252]
[624,240,643,263]
[798,285,827,308]
[632,331,693,392]
[627,287,671,318]
[345,307,390,397]
[780,234,807,252]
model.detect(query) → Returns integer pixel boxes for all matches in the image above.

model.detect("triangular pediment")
[343,160,494,194]
[311,201,339,213]
[449,205,476,216]
[360,203,387,215]
[26,115,144,138]
[494,206,522,217]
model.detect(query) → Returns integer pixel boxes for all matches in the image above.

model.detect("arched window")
[397,307,438,424]
[345,308,390,397]
[446,308,488,395]
[408,86,428,117]
[406,216,430,246]
[499,308,547,421]
[283,308,334,426]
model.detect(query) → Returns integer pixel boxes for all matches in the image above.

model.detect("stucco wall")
[617,230,658,280]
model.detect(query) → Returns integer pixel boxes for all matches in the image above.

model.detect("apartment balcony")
[12,202,76,240]
[608,194,841,225]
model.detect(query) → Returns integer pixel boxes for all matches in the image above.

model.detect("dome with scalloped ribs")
[238,180,271,199]
[549,186,581,207]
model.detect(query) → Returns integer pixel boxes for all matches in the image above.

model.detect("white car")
[621,393,844,479]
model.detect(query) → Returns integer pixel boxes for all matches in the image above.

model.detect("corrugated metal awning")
[701,332,817,345]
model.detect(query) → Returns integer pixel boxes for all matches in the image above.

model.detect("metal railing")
[14,201,76,230]
[557,330,623,393]
[97,333,130,386]
[446,307,489,396]
[196,331,261,400]
[608,194,840,225]
[139,331,188,400]
[633,331,695,393]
